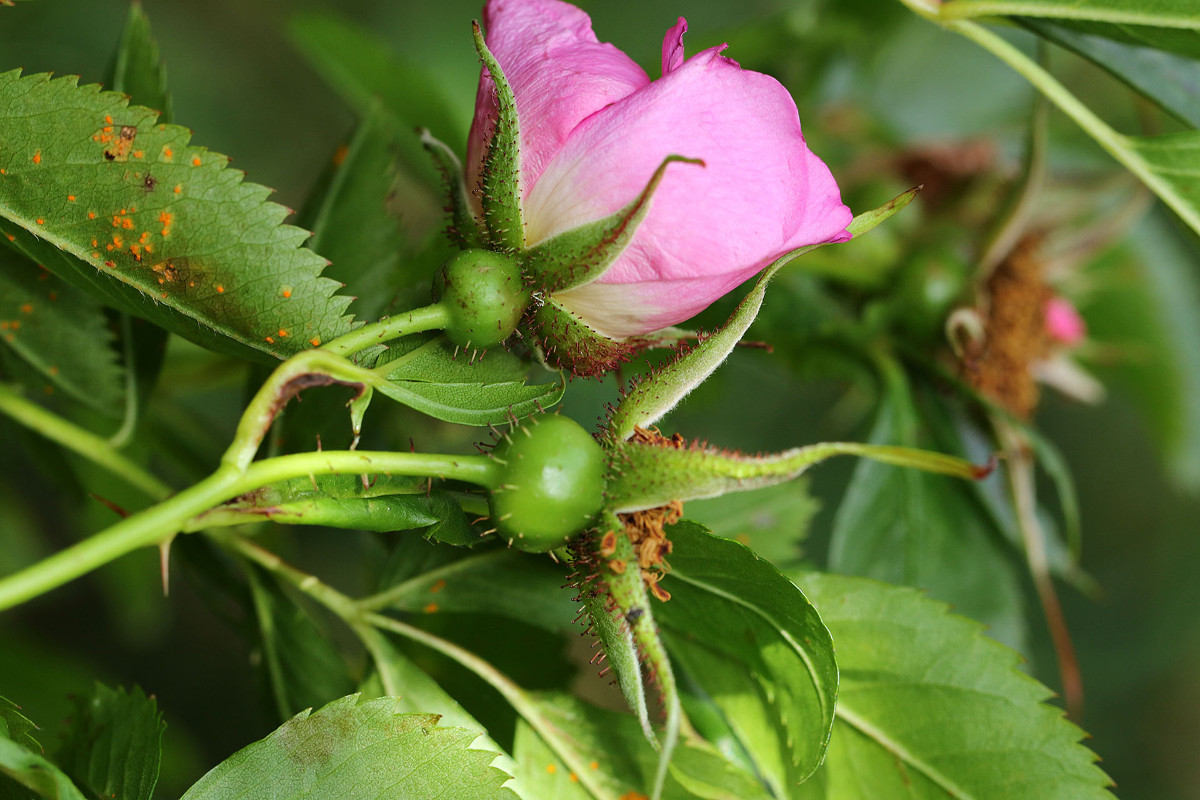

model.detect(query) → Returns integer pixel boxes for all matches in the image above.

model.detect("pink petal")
[662,17,688,76]
[466,0,650,205]
[524,44,852,338]
[1045,296,1086,345]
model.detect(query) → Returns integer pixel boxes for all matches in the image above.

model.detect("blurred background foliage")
[1,0,1198,797]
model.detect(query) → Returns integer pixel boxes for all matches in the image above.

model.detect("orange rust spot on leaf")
[264,336,275,344]
[133,150,144,159]
[48,366,59,376]
[104,260,115,268]
[32,152,41,165]
[87,212,96,219]
[589,761,600,770]
[545,764,557,775]
[569,773,579,783]
[191,157,202,167]
[162,146,174,160]
[19,304,32,314]
[429,579,446,594]
[332,144,349,166]
[67,194,76,202]
[104,115,113,124]
[278,329,289,338]
[35,219,44,225]
[216,285,225,294]
[309,337,320,347]
[422,602,439,614]
[282,287,293,298]
[173,185,182,194]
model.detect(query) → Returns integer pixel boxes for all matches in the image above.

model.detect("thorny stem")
[0,448,500,612]
[0,383,171,501]
[223,534,618,800]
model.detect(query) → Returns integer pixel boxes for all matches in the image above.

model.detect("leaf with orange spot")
[0,247,124,414]
[0,70,355,363]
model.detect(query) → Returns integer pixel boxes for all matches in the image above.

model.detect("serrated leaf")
[302,103,407,322]
[57,683,164,800]
[513,693,771,800]
[0,733,87,800]
[244,568,356,721]
[1023,19,1200,126]
[655,521,837,791]
[287,13,462,190]
[357,631,517,790]
[0,70,354,362]
[795,573,1114,799]
[0,699,38,754]
[828,370,1029,650]
[0,251,123,413]
[179,695,518,800]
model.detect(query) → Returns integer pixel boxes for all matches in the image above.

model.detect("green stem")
[0,448,500,612]
[0,384,170,501]
[322,303,452,357]
[895,2,1200,235]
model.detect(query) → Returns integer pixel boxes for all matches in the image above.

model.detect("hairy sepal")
[472,23,524,252]
[420,128,485,249]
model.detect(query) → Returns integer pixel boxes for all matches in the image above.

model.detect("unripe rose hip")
[489,415,606,552]
[433,249,530,349]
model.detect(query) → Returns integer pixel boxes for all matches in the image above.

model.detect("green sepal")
[523,155,703,292]
[420,128,485,249]
[472,22,525,252]
[574,512,681,800]
[606,188,919,441]
[528,296,639,376]
[605,436,985,514]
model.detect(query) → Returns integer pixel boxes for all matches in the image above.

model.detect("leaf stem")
[0,448,500,612]
[0,383,170,500]
[322,302,452,357]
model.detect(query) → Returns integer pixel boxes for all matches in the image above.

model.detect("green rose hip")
[489,415,607,552]
[432,249,531,349]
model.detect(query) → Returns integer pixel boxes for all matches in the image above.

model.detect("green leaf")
[57,683,164,800]
[795,573,1113,799]
[110,3,172,122]
[1023,19,1200,126]
[0,251,123,414]
[0,729,86,800]
[287,12,463,187]
[828,368,1029,650]
[0,70,354,362]
[302,103,407,323]
[685,479,820,567]
[375,335,566,425]
[179,695,518,800]
[605,189,917,441]
[357,631,517,789]
[365,548,576,630]
[0,699,38,754]
[655,521,837,791]
[1089,210,1200,489]
[195,473,473,545]
[513,693,771,800]
[244,568,356,721]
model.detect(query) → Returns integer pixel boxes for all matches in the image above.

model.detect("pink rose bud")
[466,0,852,342]
[1044,296,1086,346]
